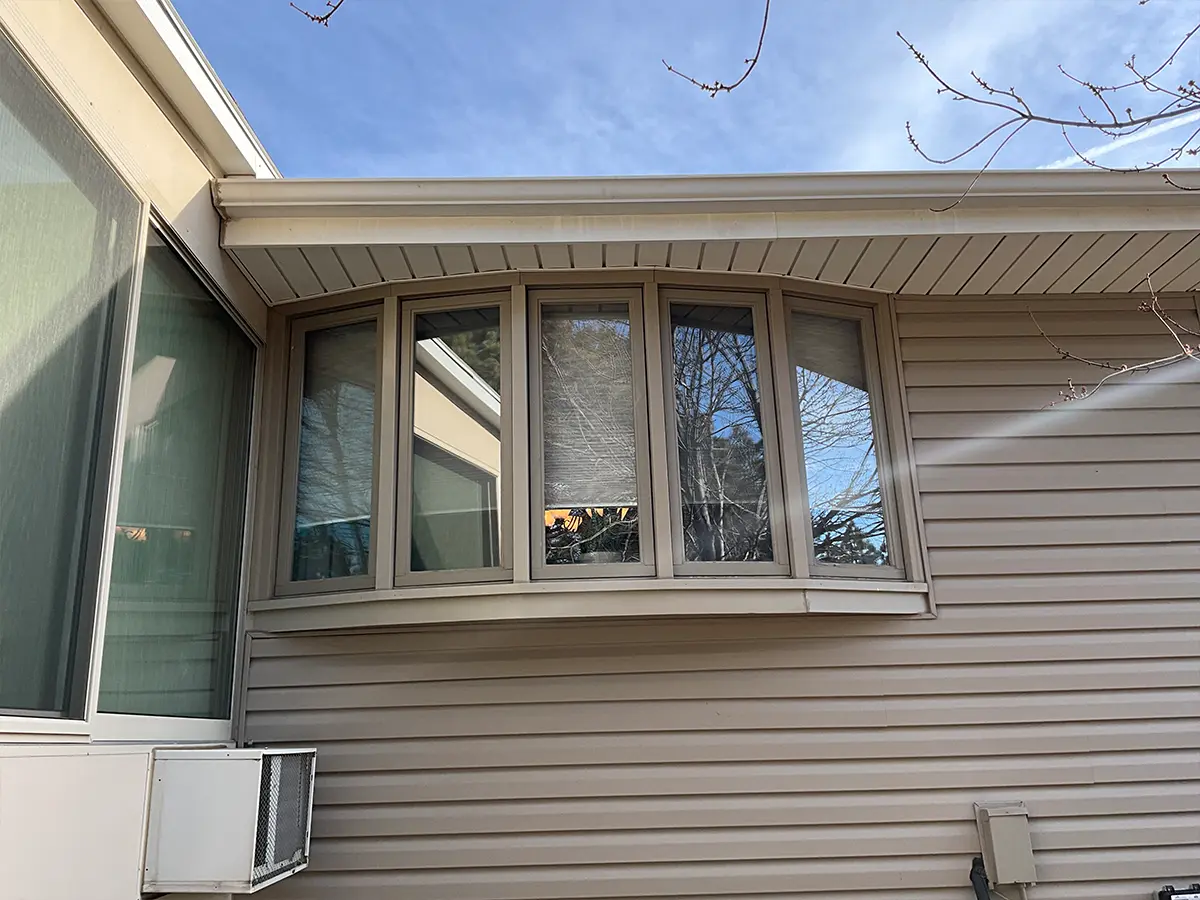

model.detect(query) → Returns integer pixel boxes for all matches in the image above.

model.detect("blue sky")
[174,0,1200,178]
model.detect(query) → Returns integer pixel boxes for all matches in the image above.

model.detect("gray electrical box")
[975,801,1036,885]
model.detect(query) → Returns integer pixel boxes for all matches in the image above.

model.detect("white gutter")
[214,169,1198,219]
[416,338,501,430]
[94,0,279,178]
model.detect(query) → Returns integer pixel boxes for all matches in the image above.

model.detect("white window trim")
[394,291,514,587]
[529,287,656,580]
[89,712,234,743]
[83,217,262,743]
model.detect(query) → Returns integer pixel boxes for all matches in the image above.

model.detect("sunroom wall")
[0,0,267,739]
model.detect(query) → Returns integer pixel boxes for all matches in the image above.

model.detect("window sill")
[248,577,931,632]
[0,715,91,743]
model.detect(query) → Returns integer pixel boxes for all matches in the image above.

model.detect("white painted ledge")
[248,578,931,632]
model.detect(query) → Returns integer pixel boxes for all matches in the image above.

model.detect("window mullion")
[767,287,813,581]
[750,295,793,575]
[640,280,675,579]
[83,205,151,722]
[374,296,400,590]
[510,283,532,583]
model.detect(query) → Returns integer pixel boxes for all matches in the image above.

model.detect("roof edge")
[93,0,278,178]
[214,168,1200,219]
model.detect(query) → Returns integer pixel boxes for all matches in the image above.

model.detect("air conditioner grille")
[252,752,314,886]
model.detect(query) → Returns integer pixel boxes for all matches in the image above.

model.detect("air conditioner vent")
[145,747,317,894]
[253,750,315,886]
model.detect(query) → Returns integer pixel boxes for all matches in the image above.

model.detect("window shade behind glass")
[99,235,255,718]
[0,32,139,715]
[292,320,377,581]
[540,303,640,565]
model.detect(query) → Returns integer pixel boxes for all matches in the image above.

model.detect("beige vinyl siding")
[245,294,1200,900]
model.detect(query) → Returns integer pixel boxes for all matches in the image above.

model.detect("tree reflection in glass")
[671,304,774,562]
[791,311,888,566]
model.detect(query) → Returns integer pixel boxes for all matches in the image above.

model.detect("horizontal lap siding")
[248,296,1200,900]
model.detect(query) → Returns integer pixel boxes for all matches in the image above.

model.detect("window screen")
[0,32,139,715]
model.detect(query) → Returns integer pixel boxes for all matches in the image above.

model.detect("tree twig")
[663,0,770,96]
[290,0,345,26]
[901,14,1200,195]
[1030,276,1198,406]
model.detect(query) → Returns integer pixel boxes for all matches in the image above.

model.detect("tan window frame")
[393,292,514,587]
[528,287,657,580]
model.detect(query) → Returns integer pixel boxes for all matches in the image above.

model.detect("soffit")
[214,170,1200,304]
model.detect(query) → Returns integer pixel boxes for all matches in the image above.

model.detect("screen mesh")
[252,751,315,886]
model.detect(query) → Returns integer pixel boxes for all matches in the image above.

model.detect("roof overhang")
[94,0,278,178]
[214,170,1200,304]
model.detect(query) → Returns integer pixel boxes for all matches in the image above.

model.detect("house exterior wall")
[0,5,267,898]
[245,293,1200,900]
[0,0,265,338]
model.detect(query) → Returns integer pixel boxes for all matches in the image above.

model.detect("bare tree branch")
[290,0,345,26]
[663,0,770,97]
[901,12,1200,196]
[1031,276,1198,406]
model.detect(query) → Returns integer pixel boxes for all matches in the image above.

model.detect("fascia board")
[93,0,278,178]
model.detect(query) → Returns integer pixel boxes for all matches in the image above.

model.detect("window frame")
[275,304,384,597]
[782,293,907,581]
[0,23,262,741]
[394,291,514,587]
[90,216,262,743]
[659,287,791,577]
[259,272,932,625]
[529,287,657,581]
[0,23,143,723]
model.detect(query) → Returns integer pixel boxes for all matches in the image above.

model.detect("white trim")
[221,207,1200,250]
[0,715,91,741]
[91,713,233,743]
[214,169,1198,218]
[92,0,278,178]
[416,337,501,428]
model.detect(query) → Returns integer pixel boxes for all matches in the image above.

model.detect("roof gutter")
[214,169,1199,219]
[93,0,279,178]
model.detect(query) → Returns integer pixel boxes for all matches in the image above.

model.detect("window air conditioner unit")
[144,747,317,894]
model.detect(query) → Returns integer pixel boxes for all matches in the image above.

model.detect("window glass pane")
[0,33,139,714]
[410,307,502,572]
[292,320,377,581]
[671,303,773,563]
[540,303,640,566]
[791,311,889,566]
[98,235,255,718]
